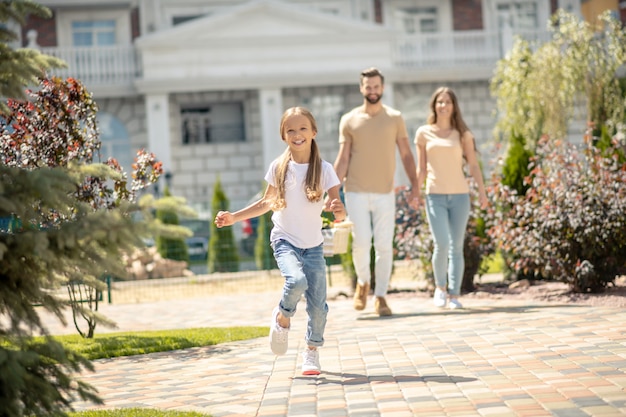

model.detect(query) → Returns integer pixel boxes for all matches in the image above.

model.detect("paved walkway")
[41,281,626,417]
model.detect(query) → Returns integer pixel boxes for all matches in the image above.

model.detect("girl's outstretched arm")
[215,184,277,228]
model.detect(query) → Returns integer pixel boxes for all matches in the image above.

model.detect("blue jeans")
[425,194,470,296]
[271,239,328,347]
[345,191,395,296]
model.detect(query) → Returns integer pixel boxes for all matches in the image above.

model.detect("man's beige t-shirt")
[339,105,408,193]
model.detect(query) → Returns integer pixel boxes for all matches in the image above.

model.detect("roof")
[134,0,393,93]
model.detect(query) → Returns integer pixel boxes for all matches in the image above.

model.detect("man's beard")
[364,94,382,104]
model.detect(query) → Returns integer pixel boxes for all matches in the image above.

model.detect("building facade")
[19,0,618,222]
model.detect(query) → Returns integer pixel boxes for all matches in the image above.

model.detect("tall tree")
[0,3,163,414]
[490,9,626,149]
[0,0,63,114]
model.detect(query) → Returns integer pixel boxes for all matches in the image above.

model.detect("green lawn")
[51,326,268,360]
[54,326,269,417]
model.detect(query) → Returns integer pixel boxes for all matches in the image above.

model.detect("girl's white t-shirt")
[264,159,340,249]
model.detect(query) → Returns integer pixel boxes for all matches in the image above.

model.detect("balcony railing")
[392,29,551,69]
[34,29,550,88]
[40,45,141,87]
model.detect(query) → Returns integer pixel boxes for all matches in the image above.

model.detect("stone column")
[145,93,172,174]
[259,89,284,171]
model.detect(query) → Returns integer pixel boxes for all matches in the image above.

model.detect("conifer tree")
[255,210,277,270]
[208,177,239,272]
[0,0,63,114]
[501,132,532,196]
[155,187,191,262]
[0,3,162,414]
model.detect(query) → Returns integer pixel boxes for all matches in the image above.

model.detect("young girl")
[414,87,488,309]
[214,107,345,375]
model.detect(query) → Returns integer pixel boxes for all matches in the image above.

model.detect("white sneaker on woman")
[448,298,463,309]
[433,288,447,308]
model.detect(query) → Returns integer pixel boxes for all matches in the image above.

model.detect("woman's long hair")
[427,87,470,136]
[272,107,323,210]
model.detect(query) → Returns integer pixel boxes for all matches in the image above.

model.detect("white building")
[24,0,582,218]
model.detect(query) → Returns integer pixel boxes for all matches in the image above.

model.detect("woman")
[414,87,488,309]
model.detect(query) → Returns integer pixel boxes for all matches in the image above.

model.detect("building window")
[98,113,133,172]
[72,20,116,46]
[181,103,245,145]
[396,7,438,33]
[496,1,539,30]
[57,10,131,47]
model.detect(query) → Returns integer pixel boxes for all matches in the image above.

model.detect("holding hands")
[408,187,421,210]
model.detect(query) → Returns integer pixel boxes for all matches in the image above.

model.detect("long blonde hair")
[272,107,323,210]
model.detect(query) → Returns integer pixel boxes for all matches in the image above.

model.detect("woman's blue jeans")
[425,193,470,296]
[271,239,328,347]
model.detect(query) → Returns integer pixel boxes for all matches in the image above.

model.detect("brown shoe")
[375,296,392,316]
[353,281,370,311]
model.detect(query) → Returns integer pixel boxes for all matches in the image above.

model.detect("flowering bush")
[487,131,626,292]
[394,186,430,266]
[0,76,163,336]
[1,76,162,212]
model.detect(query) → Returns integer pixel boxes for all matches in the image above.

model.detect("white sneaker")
[433,288,447,308]
[449,298,463,310]
[302,348,321,375]
[269,307,289,355]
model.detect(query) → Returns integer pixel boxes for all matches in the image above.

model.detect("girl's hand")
[214,211,234,228]
[328,198,346,222]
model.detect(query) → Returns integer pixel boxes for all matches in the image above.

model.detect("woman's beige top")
[414,125,469,195]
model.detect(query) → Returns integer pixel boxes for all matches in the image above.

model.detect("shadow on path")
[354,303,579,320]
[294,371,477,386]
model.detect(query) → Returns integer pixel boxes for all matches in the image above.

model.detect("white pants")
[345,191,396,297]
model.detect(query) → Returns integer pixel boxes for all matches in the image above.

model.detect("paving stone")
[33,281,626,417]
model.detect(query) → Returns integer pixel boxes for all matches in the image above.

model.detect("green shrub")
[255,210,277,270]
[156,187,190,262]
[487,133,626,292]
[501,132,533,196]
[208,178,239,272]
[493,132,535,280]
